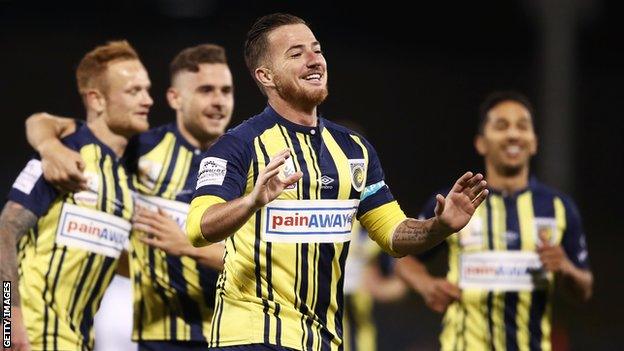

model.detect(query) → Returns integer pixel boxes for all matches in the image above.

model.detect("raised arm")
[25,112,86,192]
[187,149,302,246]
[391,172,487,255]
[0,201,38,351]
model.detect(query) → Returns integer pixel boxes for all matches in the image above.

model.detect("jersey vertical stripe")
[193,106,398,350]
[430,179,589,351]
[9,125,134,351]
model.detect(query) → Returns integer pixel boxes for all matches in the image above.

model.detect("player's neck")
[485,162,530,195]
[269,97,317,127]
[87,117,128,158]
[176,118,217,151]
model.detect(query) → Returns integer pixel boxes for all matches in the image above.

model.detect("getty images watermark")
[2,281,10,348]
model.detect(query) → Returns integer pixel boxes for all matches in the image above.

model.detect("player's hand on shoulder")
[39,139,87,193]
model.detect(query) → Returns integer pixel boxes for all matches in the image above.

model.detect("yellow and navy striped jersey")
[8,124,135,351]
[188,105,406,351]
[419,178,590,351]
[125,122,219,342]
[343,221,392,351]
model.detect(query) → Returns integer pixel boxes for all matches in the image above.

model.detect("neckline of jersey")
[264,105,324,135]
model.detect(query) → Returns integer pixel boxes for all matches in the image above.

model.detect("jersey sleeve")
[192,133,253,202]
[6,158,58,217]
[560,196,590,269]
[356,137,395,218]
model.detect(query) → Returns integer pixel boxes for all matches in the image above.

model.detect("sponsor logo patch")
[460,251,549,291]
[134,195,189,230]
[55,203,131,258]
[12,159,43,195]
[263,199,359,243]
[196,157,227,189]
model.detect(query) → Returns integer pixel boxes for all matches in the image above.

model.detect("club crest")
[348,159,366,192]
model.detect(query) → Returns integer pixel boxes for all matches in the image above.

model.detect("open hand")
[435,172,488,234]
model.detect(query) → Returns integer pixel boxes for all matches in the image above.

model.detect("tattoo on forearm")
[393,219,432,244]
[0,201,37,306]
[392,218,448,255]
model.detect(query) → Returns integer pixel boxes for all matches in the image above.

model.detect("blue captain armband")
[360,180,386,201]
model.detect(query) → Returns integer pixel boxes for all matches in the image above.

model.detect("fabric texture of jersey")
[125,122,220,342]
[342,220,391,351]
[8,125,135,351]
[419,178,590,351]
[189,106,399,351]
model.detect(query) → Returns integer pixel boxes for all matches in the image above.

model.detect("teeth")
[305,74,321,80]
[506,145,521,155]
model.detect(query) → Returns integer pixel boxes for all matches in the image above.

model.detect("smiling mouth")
[302,73,323,82]
[504,145,522,157]
[204,113,225,120]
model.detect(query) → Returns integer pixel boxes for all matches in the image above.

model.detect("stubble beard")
[275,76,328,111]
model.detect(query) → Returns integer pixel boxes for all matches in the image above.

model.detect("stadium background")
[1,1,622,349]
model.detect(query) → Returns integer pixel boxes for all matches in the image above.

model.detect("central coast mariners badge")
[281,156,297,190]
[348,159,366,192]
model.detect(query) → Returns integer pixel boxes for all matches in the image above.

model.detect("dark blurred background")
[1,0,622,349]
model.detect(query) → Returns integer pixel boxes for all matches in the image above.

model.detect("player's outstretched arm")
[189,149,303,245]
[25,112,86,192]
[392,172,488,255]
[0,201,38,351]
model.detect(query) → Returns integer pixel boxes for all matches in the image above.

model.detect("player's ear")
[529,133,538,156]
[85,89,106,114]
[255,66,275,89]
[474,134,487,156]
[166,87,181,110]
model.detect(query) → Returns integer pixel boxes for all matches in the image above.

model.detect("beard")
[275,75,328,111]
[494,160,526,177]
[184,113,226,145]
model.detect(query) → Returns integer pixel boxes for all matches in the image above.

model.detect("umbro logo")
[320,175,334,190]
[320,175,334,185]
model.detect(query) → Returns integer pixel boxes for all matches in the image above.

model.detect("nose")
[142,90,154,107]
[506,126,521,140]
[305,49,324,69]
[211,90,227,109]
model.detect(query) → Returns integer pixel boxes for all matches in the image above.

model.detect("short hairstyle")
[169,44,227,82]
[244,13,307,78]
[478,91,535,134]
[76,40,140,95]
